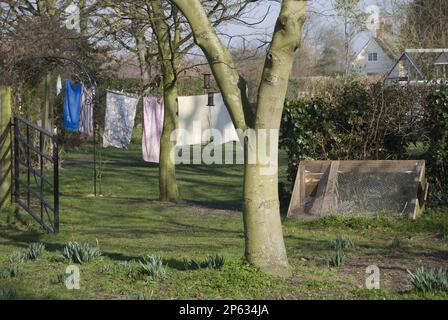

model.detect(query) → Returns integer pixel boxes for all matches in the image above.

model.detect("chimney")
[377,18,392,40]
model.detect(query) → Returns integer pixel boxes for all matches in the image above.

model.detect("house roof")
[386,52,425,80]
[435,52,448,65]
[373,37,398,60]
[356,37,399,61]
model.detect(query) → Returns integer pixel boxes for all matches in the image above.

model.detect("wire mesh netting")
[335,171,417,216]
[288,160,426,219]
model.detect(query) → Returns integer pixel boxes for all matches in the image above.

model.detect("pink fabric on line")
[142,96,164,163]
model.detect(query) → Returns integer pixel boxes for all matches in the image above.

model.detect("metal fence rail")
[13,115,59,233]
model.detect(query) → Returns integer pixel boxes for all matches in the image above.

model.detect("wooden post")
[320,161,340,215]
[412,160,427,219]
[287,162,305,217]
[41,73,53,154]
[0,86,12,210]
[310,161,340,216]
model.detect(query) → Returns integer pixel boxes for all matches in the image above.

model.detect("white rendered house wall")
[354,39,398,77]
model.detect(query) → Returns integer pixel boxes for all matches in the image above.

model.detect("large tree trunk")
[243,131,289,275]
[244,0,306,276]
[170,0,306,275]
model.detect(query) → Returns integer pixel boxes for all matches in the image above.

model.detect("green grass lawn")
[1,126,448,300]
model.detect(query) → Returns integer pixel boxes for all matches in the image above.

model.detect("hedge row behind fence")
[280,79,448,205]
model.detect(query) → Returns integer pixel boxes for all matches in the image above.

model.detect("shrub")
[422,86,448,204]
[280,80,448,206]
[280,81,420,183]
[330,236,355,250]
[61,241,102,264]
[138,255,167,280]
[329,250,346,267]
[408,267,448,293]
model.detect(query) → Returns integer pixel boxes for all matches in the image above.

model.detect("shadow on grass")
[185,200,242,211]
[100,253,226,272]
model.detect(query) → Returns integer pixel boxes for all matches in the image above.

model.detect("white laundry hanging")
[177,93,239,146]
[56,75,62,96]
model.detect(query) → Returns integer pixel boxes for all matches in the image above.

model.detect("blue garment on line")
[63,80,83,131]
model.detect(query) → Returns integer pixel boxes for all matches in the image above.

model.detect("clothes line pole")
[93,113,97,197]
[93,84,98,197]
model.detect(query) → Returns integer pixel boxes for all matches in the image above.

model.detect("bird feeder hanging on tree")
[203,73,211,90]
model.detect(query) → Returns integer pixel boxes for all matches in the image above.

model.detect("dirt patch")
[338,248,448,293]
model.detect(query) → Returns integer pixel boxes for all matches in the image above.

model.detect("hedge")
[280,79,448,205]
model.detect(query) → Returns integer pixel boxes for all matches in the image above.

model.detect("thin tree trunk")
[159,78,180,202]
[42,72,52,131]
[151,0,181,202]
[79,0,88,36]
[136,32,151,87]
[42,72,52,156]
[0,86,12,210]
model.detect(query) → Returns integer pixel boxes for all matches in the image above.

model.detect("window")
[368,53,378,62]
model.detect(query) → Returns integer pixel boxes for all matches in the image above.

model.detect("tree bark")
[168,0,252,131]
[79,0,88,36]
[42,72,52,149]
[159,77,180,202]
[135,31,151,87]
[243,133,289,275]
[171,0,307,276]
[245,0,306,276]
[0,86,12,210]
[151,0,181,202]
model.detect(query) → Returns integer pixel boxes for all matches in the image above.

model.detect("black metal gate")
[13,115,59,233]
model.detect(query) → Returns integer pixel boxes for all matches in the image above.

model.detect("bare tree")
[95,2,158,90]
[332,0,367,73]
[314,25,346,76]
[97,0,260,202]
[388,0,448,49]
[0,0,102,122]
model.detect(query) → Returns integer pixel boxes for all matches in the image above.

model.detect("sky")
[224,0,393,55]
